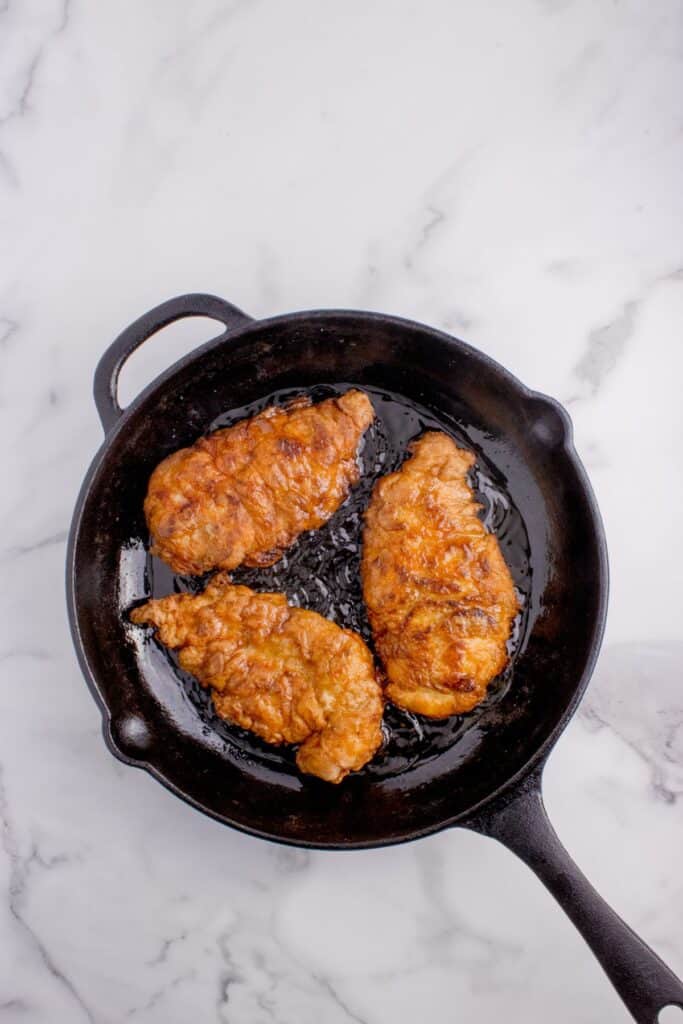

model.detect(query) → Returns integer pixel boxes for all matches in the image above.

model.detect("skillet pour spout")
[68,293,683,1023]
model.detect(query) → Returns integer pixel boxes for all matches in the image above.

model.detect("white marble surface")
[1,1,682,1021]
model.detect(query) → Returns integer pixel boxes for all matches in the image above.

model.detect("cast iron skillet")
[67,294,683,1022]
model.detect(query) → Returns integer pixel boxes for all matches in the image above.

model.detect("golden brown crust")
[361,432,518,717]
[130,575,384,783]
[144,390,375,575]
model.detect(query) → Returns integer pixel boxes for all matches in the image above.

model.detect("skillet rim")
[66,306,609,849]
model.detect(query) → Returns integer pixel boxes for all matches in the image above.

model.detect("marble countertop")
[2,1,682,1021]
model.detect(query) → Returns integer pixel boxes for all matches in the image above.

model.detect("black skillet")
[67,294,683,1022]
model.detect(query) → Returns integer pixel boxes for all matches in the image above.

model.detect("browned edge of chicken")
[362,431,518,718]
[131,573,384,783]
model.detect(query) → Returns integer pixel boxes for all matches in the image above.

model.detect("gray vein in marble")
[215,932,244,1022]
[0,767,97,1024]
[311,974,367,1024]
[235,933,285,1023]
[0,149,19,187]
[270,846,311,876]
[581,700,682,805]
[252,958,286,1023]
[580,643,683,803]
[0,649,51,663]
[569,267,683,401]
[278,940,363,1021]
[0,318,19,348]
[145,929,189,968]
[574,300,638,396]
[55,0,71,33]
[594,87,622,126]
[214,904,370,1024]
[159,0,260,65]
[215,917,250,1021]
[0,51,40,126]
[408,204,446,263]
[0,998,29,1012]
[554,40,603,98]
[125,971,196,1019]
[414,842,522,967]
[353,258,382,308]
[0,0,71,126]
[403,148,480,273]
[1,529,67,563]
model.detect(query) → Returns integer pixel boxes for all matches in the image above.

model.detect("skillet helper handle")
[468,768,683,1023]
[93,293,253,433]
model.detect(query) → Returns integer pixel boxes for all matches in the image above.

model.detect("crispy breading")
[131,575,384,782]
[144,390,374,575]
[362,432,518,717]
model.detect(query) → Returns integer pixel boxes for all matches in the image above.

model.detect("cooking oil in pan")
[145,383,532,781]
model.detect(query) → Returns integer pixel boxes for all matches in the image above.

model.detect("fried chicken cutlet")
[362,432,518,717]
[130,575,384,782]
[144,390,375,575]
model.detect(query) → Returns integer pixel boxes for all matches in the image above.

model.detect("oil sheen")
[144,383,532,781]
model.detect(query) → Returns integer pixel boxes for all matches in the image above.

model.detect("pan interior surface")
[130,383,532,783]
[71,314,606,846]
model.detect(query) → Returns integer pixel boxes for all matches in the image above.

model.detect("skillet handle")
[466,767,683,1023]
[93,293,253,432]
